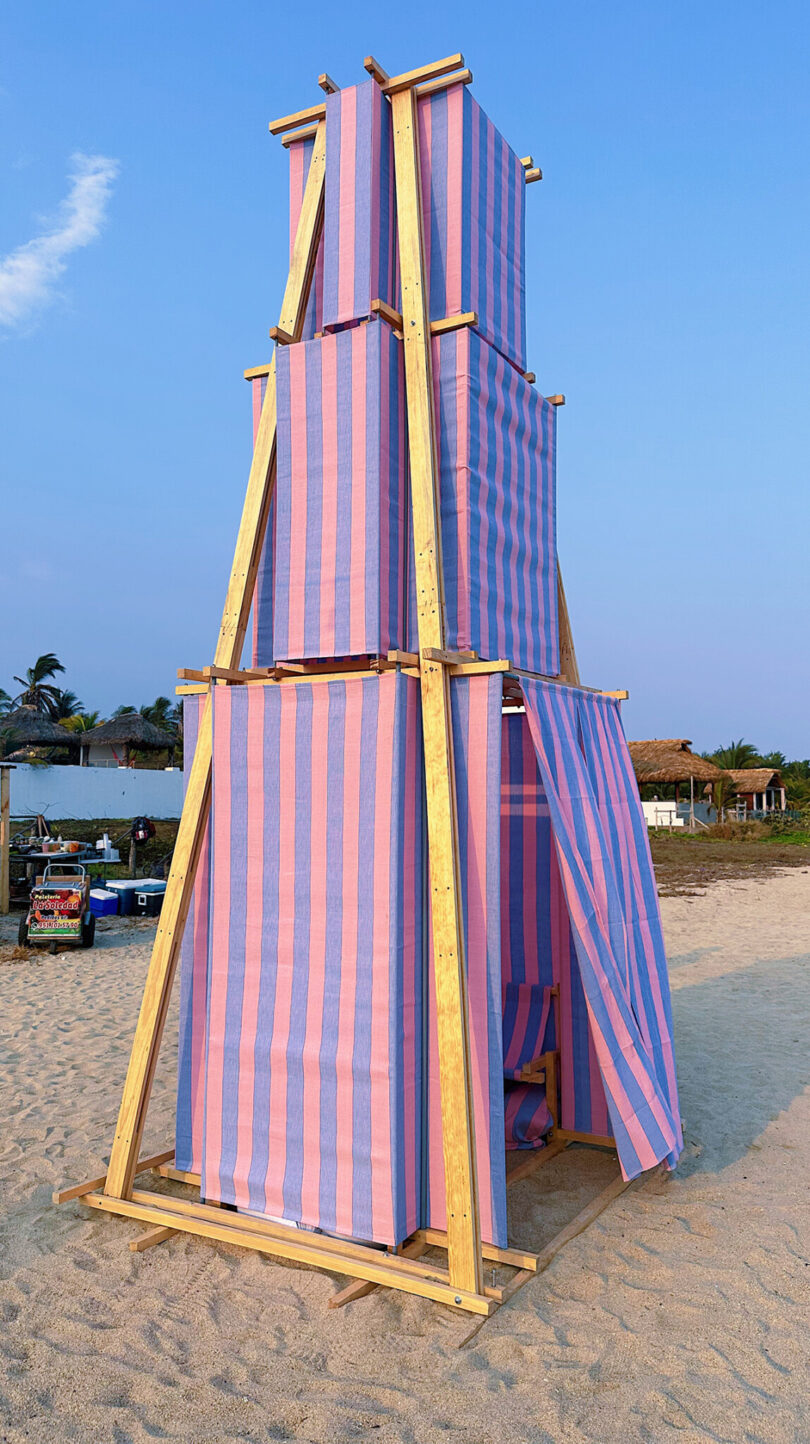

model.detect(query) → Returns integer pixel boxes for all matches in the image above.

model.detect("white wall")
[8,764,184,821]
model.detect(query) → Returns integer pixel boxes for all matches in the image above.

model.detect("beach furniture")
[56,53,681,1320]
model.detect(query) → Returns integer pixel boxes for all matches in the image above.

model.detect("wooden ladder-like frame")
[55,54,635,1320]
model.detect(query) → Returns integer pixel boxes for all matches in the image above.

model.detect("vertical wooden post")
[391,84,483,1297]
[0,766,10,916]
[104,122,327,1202]
[556,564,580,686]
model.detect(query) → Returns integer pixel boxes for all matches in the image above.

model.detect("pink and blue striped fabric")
[426,675,508,1248]
[322,81,397,329]
[418,83,527,371]
[289,134,324,340]
[175,694,211,1174]
[273,318,408,661]
[500,710,608,1134]
[415,328,558,673]
[201,673,424,1246]
[504,1083,552,1151]
[520,680,682,1178]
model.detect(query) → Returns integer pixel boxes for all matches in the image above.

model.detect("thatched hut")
[0,705,80,760]
[726,768,786,814]
[79,713,176,768]
[627,739,724,805]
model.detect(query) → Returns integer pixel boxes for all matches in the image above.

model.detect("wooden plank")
[157,1165,201,1186]
[413,1230,540,1272]
[82,1191,493,1315]
[415,69,472,99]
[268,325,294,345]
[363,55,389,85]
[280,123,321,149]
[506,1137,569,1187]
[243,363,273,380]
[429,311,477,336]
[317,72,339,94]
[448,659,511,677]
[553,1129,616,1149]
[523,371,536,385]
[546,394,565,406]
[387,650,419,666]
[175,684,209,696]
[103,124,327,1203]
[391,83,482,1299]
[524,167,543,183]
[0,766,10,915]
[519,156,534,169]
[53,1149,174,1205]
[328,1238,427,1309]
[384,53,465,96]
[422,647,479,665]
[556,564,581,687]
[268,101,326,136]
[371,297,403,330]
[129,1225,178,1253]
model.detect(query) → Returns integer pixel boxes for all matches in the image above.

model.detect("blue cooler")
[89,888,119,917]
[105,880,144,916]
[135,881,167,918]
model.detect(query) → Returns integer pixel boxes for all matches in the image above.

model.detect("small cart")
[19,863,96,953]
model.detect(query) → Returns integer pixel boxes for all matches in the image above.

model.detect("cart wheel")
[81,913,96,949]
[18,916,28,945]
[49,942,58,955]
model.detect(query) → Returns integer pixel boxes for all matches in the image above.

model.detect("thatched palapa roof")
[1,705,80,748]
[627,739,724,785]
[726,768,783,792]
[80,712,176,750]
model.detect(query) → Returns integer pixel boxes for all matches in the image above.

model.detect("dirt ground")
[649,833,810,895]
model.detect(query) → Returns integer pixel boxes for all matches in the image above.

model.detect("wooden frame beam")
[101,121,327,1204]
[384,53,465,96]
[391,81,483,1300]
[269,101,326,136]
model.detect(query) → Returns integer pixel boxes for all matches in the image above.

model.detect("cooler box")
[89,889,119,918]
[135,881,167,917]
[105,879,143,917]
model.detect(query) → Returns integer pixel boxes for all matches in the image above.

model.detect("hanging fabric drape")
[520,679,682,1177]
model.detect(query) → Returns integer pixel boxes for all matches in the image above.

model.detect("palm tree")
[708,738,761,771]
[0,688,11,718]
[758,750,787,770]
[12,653,65,713]
[47,688,83,721]
[139,696,176,730]
[113,704,137,718]
[62,711,102,734]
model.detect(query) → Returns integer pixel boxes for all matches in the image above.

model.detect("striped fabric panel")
[175,694,211,1173]
[418,83,526,371]
[426,674,507,1248]
[429,328,558,673]
[251,373,276,668]
[201,673,423,1247]
[575,691,681,1148]
[500,711,608,1130]
[289,135,324,339]
[521,679,682,1178]
[504,1083,552,1151]
[273,318,407,661]
[323,81,396,329]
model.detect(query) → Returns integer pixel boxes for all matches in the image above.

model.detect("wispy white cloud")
[0,152,119,330]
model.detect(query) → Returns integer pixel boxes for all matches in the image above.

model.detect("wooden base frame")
[54,53,646,1320]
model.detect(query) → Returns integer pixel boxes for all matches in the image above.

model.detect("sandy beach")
[1,867,809,1443]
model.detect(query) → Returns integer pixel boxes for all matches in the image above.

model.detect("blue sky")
[1,1,808,755]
